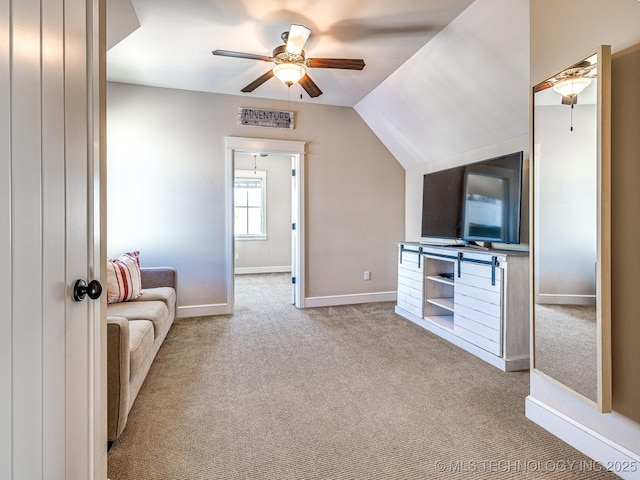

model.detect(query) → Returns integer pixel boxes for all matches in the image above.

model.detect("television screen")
[421,166,464,240]
[460,152,523,244]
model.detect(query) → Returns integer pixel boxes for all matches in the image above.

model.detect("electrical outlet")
[364,271,370,281]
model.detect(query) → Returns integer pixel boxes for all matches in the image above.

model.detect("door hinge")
[292,276,296,284]
[292,222,296,230]
[292,169,296,177]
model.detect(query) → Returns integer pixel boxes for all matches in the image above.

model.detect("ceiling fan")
[533,59,597,104]
[212,24,365,98]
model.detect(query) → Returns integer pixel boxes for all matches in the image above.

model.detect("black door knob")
[73,279,103,302]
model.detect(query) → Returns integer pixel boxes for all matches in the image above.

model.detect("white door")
[0,0,105,479]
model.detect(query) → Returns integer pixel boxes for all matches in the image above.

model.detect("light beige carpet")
[108,273,617,479]
[534,304,598,402]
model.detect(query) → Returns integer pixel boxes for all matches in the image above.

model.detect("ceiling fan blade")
[285,24,311,55]
[533,81,553,93]
[306,58,365,70]
[212,50,273,63]
[241,70,275,93]
[298,74,322,98]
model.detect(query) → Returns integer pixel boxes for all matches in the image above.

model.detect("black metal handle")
[73,279,103,302]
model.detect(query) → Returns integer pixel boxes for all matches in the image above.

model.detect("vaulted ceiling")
[107,0,530,170]
[107,0,475,107]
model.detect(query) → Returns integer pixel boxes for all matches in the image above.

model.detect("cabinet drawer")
[454,324,501,356]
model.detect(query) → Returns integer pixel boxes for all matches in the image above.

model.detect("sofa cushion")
[107,251,144,304]
[131,286,176,314]
[128,320,154,400]
[107,300,169,339]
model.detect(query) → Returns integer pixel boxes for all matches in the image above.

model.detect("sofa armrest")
[140,267,177,290]
[107,316,131,442]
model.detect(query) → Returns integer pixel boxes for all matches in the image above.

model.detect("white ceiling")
[107,0,475,107]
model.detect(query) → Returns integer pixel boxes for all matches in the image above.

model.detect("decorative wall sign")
[237,107,294,129]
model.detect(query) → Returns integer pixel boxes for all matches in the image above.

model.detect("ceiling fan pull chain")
[570,102,574,132]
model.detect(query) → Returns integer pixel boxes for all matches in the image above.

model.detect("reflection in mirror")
[532,46,611,412]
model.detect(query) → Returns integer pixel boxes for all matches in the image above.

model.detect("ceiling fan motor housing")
[272,45,305,65]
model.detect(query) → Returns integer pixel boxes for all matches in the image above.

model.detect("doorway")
[233,152,293,305]
[225,137,306,311]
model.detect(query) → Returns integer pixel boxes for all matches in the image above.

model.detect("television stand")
[395,242,529,372]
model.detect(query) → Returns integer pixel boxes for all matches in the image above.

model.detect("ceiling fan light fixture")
[273,63,305,86]
[553,76,592,98]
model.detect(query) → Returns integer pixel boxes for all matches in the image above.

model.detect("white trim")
[177,303,233,318]
[525,397,640,480]
[305,291,397,308]
[235,266,291,275]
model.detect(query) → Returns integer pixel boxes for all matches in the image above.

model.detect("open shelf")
[426,297,454,311]
[426,275,454,286]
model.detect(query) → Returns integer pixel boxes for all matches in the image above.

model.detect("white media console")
[396,242,529,371]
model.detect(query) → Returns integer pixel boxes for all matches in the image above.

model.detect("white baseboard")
[525,396,640,480]
[304,291,397,308]
[234,266,291,275]
[176,290,395,317]
[176,303,232,318]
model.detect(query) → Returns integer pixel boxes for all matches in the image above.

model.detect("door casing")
[225,137,306,310]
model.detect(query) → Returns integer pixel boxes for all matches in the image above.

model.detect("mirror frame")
[530,45,612,413]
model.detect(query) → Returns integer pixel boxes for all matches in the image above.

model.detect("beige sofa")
[107,267,177,442]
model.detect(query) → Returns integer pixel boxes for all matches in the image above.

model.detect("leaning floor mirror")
[531,45,612,412]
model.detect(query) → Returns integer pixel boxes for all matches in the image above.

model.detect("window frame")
[234,169,267,240]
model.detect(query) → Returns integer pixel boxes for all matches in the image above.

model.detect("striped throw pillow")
[106,251,143,304]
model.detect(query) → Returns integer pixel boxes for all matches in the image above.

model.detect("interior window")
[234,170,267,239]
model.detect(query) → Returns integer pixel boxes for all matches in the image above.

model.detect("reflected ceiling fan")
[533,60,597,105]
[212,24,365,98]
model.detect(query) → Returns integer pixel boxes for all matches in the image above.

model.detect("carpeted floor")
[534,304,597,402]
[108,273,618,479]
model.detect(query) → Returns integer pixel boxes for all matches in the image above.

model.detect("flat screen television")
[421,165,465,240]
[421,151,523,246]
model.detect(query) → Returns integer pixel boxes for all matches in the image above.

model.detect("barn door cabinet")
[396,242,529,372]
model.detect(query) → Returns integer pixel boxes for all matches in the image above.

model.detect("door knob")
[73,279,103,302]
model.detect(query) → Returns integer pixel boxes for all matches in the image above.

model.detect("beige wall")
[107,82,404,307]
[530,0,640,447]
